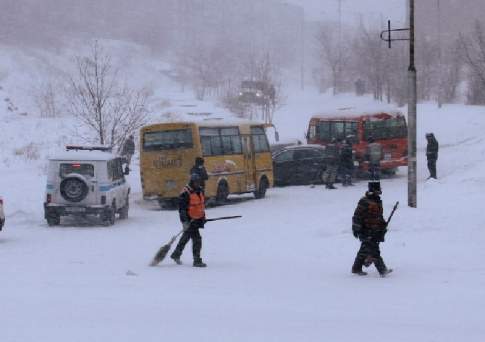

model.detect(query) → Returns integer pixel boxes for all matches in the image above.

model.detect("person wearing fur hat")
[351,181,392,277]
[426,133,439,179]
[170,173,207,267]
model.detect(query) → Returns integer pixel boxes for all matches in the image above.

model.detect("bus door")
[241,134,257,192]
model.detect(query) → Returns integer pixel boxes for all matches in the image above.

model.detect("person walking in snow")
[351,181,392,277]
[426,133,439,179]
[170,173,207,268]
[339,136,354,186]
[121,135,136,166]
[190,157,209,189]
[365,136,383,180]
[323,138,340,189]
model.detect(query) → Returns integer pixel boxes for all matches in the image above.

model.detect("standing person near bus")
[323,138,340,189]
[426,133,439,179]
[351,181,392,277]
[365,136,383,180]
[121,135,136,166]
[170,173,207,267]
[190,157,209,189]
[339,136,354,186]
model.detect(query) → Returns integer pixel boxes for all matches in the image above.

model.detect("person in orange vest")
[170,173,207,267]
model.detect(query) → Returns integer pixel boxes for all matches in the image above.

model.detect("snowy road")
[1,163,485,341]
[1,77,485,341]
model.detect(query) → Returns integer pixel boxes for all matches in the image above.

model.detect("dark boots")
[193,259,207,268]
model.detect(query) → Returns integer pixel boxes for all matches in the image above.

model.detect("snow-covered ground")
[1,45,485,341]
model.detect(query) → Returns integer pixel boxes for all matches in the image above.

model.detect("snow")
[1,45,485,342]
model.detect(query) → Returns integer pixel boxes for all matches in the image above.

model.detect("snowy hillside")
[1,44,485,341]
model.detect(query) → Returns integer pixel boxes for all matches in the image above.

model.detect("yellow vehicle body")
[140,121,273,207]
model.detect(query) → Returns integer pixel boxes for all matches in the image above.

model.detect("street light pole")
[437,0,443,108]
[408,0,417,208]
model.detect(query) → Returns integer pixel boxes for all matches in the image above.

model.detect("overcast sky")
[285,0,406,24]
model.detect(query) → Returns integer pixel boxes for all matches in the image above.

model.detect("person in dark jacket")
[339,136,354,186]
[121,135,136,166]
[323,138,340,189]
[351,181,392,277]
[170,173,207,267]
[365,136,383,180]
[190,157,209,189]
[426,133,439,179]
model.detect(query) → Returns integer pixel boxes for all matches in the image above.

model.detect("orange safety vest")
[188,191,205,219]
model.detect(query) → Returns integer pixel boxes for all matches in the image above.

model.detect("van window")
[143,129,193,151]
[251,127,270,153]
[60,163,94,178]
[364,117,407,140]
[200,127,242,156]
[317,121,358,141]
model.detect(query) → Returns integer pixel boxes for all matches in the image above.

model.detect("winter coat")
[190,165,209,188]
[340,143,354,170]
[122,138,135,156]
[325,143,340,164]
[352,194,387,241]
[426,137,439,161]
[179,185,206,228]
[366,142,383,164]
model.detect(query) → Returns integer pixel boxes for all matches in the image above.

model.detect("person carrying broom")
[170,173,207,267]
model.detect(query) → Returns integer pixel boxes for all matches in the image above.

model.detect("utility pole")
[437,0,443,108]
[380,0,417,208]
[408,0,417,208]
[300,7,305,90]
[336,0,342,95]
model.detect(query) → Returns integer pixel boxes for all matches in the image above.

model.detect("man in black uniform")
[323,138,340,189]
[426,133,439,179]
[339,136,354,186]
[351,181,392,277]
[190,157,209,189]
[121,135,136,166]
[170,173,207,267]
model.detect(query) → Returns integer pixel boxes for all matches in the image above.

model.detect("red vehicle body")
[307,111,408,173]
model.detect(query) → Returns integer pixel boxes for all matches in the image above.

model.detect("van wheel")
[47,215,60,226]
[254,178,268,199]
[119,198,129,219]
[216,182,229,205]
[103,206,116,226]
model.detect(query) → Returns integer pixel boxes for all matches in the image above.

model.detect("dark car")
[272,145,328,186]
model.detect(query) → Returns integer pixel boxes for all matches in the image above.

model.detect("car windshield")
[364,117,407,140]
[143,129,193,151]
[60,163,95,178]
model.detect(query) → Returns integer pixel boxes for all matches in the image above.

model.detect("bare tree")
[315,23,349,95]
[67,41,149,148]
[460,21,485,104]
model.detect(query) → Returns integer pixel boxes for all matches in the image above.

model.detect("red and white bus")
[306,109,408,173]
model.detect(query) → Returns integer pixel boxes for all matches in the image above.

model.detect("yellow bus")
[140,121,274,208]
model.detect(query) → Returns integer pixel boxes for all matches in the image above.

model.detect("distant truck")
[307,108,408,174]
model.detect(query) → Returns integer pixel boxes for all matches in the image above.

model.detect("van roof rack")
[66,145,112,152]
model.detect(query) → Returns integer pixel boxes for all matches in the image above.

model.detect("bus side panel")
[254,151,274,188]
[203,154,246,197]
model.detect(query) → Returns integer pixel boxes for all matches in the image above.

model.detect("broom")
[149,215,242,267]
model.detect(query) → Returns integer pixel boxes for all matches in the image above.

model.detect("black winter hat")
[195,157,204,166]
[368,181,382,194]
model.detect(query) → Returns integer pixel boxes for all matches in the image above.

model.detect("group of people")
[152,133,439,275]
[322,136,356,189]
